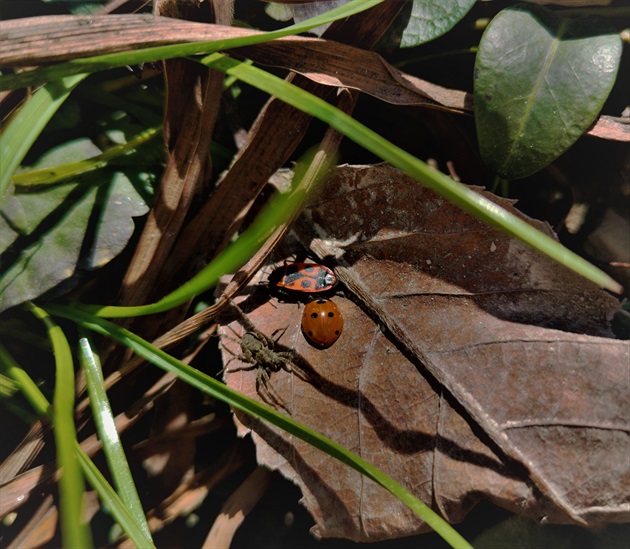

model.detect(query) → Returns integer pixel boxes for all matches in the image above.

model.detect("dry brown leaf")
[0,14,466,112]
[219,164,629,542]
[236,39,470,113]
[5,494,57,549]
[585,115,630,141]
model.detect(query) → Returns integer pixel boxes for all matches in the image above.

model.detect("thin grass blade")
[0,74,87,199]
[79,333,152,541]
[25,303,93,549]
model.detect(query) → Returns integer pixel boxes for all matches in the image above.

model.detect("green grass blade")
[25,303,93,549]
[75,443,156,548]
[0,344,51,416]
[78,333,153,541]
[0,0,384,91]
[12,125,161,186]
[46,303,473,549]
[0,372,18,397]
[0,74,87,200]
[198,53,622,294]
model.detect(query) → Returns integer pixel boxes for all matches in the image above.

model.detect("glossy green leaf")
[474,4,621,180]
[0,147,149,312]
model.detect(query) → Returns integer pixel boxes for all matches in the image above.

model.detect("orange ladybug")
[301,299,343,349]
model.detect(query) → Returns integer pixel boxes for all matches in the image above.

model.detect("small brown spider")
[226,301,308,413]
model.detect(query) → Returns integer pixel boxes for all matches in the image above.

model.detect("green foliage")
[0,156,149,313]
[199,52,621,294]
[474,4,621,179]
[0,341,157,548]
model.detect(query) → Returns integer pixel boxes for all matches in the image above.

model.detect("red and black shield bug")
[269,262,337,296]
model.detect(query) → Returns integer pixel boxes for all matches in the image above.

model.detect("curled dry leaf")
[218,164,629,542]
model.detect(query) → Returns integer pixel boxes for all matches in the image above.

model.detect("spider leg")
[228,300,259,333]
[219,338,241,375]
[270,326,289,342]
[224,359,259,375]
[256,367,291,414]
[219,337,255,376]
[272,353,309,382]
[282,358,309,382]
[228,300,295,354]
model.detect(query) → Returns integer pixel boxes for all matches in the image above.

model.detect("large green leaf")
[474,4,621,180]
[0,140,149,312]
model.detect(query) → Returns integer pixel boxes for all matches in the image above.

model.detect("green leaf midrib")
[502,18,569,174]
